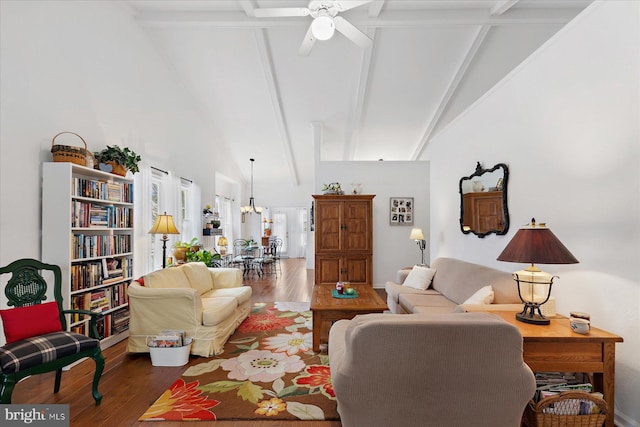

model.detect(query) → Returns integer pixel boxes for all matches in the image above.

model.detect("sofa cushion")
[412,305,460,316]
[462,285,494,305]
[402,266,436,290]
[431,258,517,304]
[206,287,252,305]
[180,262,214,295]
[398,293,457,313]
[201,297,237,326]
[210,268,243,289]
[145,267,191,289]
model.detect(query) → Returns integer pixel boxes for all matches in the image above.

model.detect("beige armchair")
[328,312,536,427]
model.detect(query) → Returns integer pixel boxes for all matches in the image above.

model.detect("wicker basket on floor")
[51,131,92,166]
[523,391,608,427]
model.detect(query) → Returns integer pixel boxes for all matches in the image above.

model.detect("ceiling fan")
[254,0,373,55]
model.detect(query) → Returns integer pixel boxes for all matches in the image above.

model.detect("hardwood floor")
[11,259,343,427]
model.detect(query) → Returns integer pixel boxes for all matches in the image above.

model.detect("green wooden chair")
[0,258,105,405]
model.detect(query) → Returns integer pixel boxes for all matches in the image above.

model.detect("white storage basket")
[148,338,192,367]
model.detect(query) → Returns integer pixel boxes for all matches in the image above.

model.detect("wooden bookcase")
[313,194,374,286]
[42,162,132,349]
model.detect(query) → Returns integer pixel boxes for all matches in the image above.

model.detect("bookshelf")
[42,162,132,349]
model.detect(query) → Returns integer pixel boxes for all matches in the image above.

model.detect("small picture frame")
[389,197,413,225]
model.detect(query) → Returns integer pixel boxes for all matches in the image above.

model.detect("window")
[149,169,166,271]
[179,178,195,241]
[216,195,234,249]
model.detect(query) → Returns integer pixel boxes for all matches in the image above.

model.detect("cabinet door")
[315,255,371,286]
[315,256,342,285]
[343,200,371,252]
[474,197,504,233]
[315,201,342,252]
[343,254,371,286]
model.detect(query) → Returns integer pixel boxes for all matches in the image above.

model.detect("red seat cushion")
[0,302,63,343]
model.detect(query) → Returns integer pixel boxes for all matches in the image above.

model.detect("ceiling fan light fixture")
[311,15,335,40]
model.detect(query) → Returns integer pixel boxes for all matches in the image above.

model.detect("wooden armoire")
[313,194,374,286]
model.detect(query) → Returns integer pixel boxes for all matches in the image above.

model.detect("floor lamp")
[149,212,180,268]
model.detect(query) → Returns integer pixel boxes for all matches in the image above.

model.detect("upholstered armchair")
[0,259,104,405]
[329,312,536,427]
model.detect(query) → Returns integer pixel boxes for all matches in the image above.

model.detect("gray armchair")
[328,312,535,427]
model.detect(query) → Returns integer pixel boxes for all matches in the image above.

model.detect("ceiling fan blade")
[299,24,317,56]
[334,16,372,49]
[254,7,310,18]
[334,0,374,13]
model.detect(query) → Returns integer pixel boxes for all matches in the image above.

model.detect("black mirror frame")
[459,162,510,238]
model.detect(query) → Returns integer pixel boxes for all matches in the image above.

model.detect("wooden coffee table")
[310,284,387,351]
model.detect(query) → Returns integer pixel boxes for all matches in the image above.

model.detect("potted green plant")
[186,249,222,267]
[94,145,141,176]
[173,237,200,263]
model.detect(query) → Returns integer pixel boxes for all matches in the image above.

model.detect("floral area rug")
[139,302,339,422]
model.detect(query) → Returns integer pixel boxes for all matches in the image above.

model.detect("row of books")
[71,308,130,339]
[72,201,132,228]
[70,257,131,291]
[72,177,133,203]
[72,233,131,259]
[70,282,128,320]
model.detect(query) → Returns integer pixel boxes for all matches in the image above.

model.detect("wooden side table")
[490,312,623,427]
[310,284,387,352]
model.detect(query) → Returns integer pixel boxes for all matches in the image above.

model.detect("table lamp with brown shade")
[497,218,578,325]
[149,212,180,268]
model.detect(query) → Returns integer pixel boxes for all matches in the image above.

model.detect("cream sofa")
[127,262,251,357]
[328,312,536,427]
[385,257,524,314]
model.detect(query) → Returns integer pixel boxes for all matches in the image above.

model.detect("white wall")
[316,161,430,285]
[426,2,639,425]
[0,1,243,267]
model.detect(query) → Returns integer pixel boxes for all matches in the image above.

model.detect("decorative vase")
[211,220,221,229]
[173,247,188,263]
[108,161,128,177]
[472,181,484,192]
[265,229,272,237]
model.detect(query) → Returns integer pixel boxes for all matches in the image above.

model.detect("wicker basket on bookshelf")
[51,131,95,167]
[523,391,608,427]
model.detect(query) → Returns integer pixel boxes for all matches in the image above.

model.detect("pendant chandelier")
[241,158,263,215]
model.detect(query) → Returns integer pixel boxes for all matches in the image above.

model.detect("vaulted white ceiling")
[123,0,591,187]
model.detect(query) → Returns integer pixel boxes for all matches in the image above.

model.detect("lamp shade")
[218,236,228,247]
[497,221,578,265]
[409,228,425,241]
[148,213,180,235]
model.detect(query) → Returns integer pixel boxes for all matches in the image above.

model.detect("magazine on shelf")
[147,330,186,348]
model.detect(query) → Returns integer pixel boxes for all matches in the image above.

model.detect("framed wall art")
[389,197,413,225]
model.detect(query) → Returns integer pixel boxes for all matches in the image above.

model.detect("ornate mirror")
[459,162,509,238]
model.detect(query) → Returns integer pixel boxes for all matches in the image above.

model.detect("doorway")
[271,207,308,258]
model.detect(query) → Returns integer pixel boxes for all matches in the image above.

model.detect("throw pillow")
[462,285,494,305]
[0,301,63,344]
[402,266,436,290]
